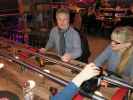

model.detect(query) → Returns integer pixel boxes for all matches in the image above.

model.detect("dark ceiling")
[0,0,18,10]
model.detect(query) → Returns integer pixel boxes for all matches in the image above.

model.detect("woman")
[94,26,133,84]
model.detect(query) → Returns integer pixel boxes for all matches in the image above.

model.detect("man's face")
[56,13,69,30]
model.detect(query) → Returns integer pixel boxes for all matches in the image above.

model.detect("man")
[40,8,82,62]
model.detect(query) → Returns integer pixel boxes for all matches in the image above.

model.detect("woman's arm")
[94,45,111,67]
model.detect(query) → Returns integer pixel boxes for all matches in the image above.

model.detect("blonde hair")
[113,26,133,74]
[112,26,133,43]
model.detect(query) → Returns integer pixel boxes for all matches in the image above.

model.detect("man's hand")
[39,48,46,54]
[61,53,72,62]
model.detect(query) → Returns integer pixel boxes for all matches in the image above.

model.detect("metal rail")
[22,48,133,91]
[0,51,107,100]
[19,47,83,72]
[0,51,68,86]
[0,37,85,71]
[102,76,133,90]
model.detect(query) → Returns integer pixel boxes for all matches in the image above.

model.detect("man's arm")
[69,31,82,59]
[45,29,55,49]
[39,30,55,54]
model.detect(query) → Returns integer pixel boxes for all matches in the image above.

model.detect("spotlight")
[0,63,4,69]
[15,56,19,59]
[43,69,50,73]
